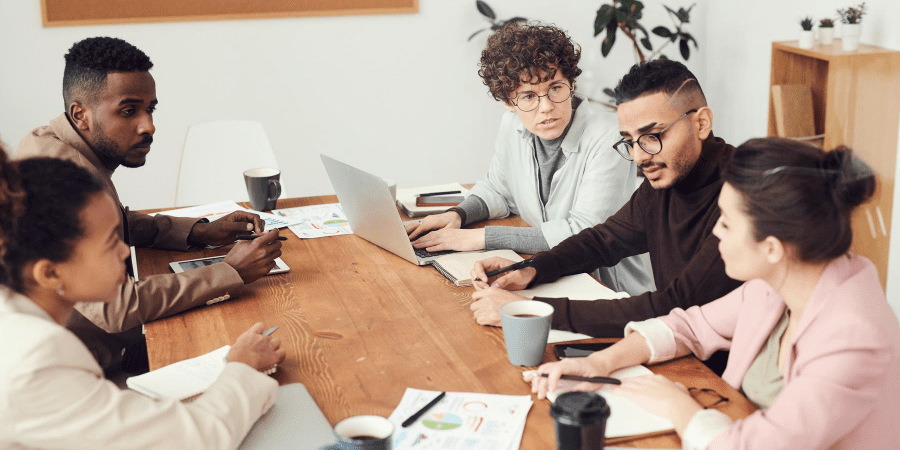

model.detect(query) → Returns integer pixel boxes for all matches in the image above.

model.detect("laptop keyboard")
[414,248,456,259]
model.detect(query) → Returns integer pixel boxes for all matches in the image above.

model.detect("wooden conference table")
[139,196,756,448]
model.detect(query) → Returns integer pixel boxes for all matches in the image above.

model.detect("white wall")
[0,0,702,210]
[702,0,900,312]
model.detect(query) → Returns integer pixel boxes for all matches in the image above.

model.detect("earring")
[57,285,65,297]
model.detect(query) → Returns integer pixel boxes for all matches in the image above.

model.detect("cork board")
[41,0,418,27]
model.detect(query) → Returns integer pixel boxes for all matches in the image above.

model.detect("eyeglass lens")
[514,84,572,112]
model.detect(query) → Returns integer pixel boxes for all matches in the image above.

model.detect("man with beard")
[470,60,742,367]
[15,37,283,373]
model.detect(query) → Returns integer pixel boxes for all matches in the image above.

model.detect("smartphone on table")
[553,342,616,359]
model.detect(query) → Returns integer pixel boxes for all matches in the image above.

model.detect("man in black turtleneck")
[471,60,742,351]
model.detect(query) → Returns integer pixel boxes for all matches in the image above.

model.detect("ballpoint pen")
[235,234,288,241]
[524,371,621,385]
[480,258,535,280]
[401,392,446,427]
[415,190,462,197]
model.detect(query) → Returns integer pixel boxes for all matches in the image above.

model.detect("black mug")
[550,391,610,450]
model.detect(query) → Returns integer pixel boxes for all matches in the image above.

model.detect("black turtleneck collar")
[672,132,734,195]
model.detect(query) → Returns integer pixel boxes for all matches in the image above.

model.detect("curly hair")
[62,36,153,108]
[478,22,582,103]
[0,151,105,292]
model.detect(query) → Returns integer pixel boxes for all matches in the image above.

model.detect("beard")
[91,127,151,169]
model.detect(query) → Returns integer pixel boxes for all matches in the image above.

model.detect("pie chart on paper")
[422,413,463,430]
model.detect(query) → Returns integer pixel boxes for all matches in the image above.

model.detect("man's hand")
[405,211,462,240]
[470,257,537,291]
[226,322,286,371]
[470,287,528,326]
[412,228,486,252]
[188,211,265,247]
[223,229,283,284]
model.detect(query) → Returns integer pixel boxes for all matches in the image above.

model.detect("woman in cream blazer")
[0,148,285,449]
[528,138,900,449]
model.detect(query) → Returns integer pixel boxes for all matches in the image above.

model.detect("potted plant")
[799,16,815,49]
[818,18,835,45]
[837,2,866,51]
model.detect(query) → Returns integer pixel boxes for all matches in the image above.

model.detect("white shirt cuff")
[625,318,676,364]
[681,408,733,450]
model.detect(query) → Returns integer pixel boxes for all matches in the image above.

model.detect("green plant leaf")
[641,37,653,51]
[601,24,617,57]
[652,26,672,38]
[681,32,698,48]
[659,54,669,60]
[468,28,488,41]
[603,88,616,98]
[507,16,527,24]
[476,0,496,20]
[595,5,614,36]
[680,38,690,60]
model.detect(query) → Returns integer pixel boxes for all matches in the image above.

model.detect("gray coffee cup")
[499,300,554,366]
[323,415,393,450]
[243,168,282,211]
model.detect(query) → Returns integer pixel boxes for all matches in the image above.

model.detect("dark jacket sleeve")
[535,232,741,337]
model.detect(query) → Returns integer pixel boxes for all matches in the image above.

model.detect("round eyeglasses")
[612,109,698,161]
[508,83,573,112]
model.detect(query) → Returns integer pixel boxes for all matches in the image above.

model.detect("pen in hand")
[477,258,535,282]
[401,392,446,427]
[525,371,621,385]
[263,326,278,336]
[235,234,288,241]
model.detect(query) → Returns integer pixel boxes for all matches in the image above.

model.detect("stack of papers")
[388,389,532,450]
[396,183,469,218]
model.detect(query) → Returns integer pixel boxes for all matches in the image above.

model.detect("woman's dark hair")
[723,137,875,262]
[0,147,106,292]
[478,21,582,103]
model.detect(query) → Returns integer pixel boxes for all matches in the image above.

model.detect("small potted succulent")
[819,18,835,45]
[837,2,866,51]
[799,16,815,49]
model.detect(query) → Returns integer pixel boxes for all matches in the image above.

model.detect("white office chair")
[174,120,286,207]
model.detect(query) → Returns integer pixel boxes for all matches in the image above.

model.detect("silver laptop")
[321,154,454,265]
[238,383,336,450]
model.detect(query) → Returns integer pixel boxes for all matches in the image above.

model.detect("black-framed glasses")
[508,82,574,112]
[688,387,730,410]
[612,109,698,161]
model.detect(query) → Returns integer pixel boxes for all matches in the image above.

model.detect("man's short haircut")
[62,36,153,109]
[478,21,582,103]
[613,59,706,107]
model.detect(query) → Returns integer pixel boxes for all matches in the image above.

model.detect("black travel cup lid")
[549,391,610,426]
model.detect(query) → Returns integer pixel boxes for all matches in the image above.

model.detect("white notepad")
[431,249,522,286]
[126,346,231,400]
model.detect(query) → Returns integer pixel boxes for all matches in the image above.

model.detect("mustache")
[638,162,666,170]
[134,135,153,147]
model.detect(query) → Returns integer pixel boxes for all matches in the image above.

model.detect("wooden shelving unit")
[768,39,900,288]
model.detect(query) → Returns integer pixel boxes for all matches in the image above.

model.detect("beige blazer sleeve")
[126,208,203,251]
[7,323,277,450]
[74,262,244,334]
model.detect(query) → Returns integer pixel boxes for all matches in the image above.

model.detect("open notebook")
[127,346,277,401]
[431,249,520,287]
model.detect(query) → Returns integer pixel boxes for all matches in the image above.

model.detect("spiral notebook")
[127,345,232,401]
[431,249,522,286]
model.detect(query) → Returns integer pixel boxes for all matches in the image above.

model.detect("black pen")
[482,258,535,279]
[235,235,288,241]
[530,372,621,385]
[416,190,462,197]
[401,392,446,427]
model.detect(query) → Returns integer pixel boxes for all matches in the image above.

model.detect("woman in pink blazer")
[529,137,900,449]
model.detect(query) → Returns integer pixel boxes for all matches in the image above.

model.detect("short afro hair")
[613,59,705,107]
[478,22,582,103]
[63,36,153,108]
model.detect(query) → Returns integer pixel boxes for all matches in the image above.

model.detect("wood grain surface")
[139,196,756,448]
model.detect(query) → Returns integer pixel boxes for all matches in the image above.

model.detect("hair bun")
[827,146,875,209]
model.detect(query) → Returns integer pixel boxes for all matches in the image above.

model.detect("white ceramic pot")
[842,23,861,51]
[798,30,815,49]
[819,27,834,45]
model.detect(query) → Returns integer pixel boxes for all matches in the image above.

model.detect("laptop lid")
[320,154,429,265]
[238,383,336,450]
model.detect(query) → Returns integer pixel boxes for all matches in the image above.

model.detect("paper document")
[388,388,532,450]
[541,365,675,439]
[396,183,469,217]
[156,201,302,231]
[271,203,353,238]
[126,346,230,400]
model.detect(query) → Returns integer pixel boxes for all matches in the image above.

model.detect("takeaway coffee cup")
[243,168,282,211]
[328,415,394,450]
[499,300,553,366]
[550,391,610,450]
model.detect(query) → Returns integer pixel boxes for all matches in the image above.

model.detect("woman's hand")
[226,322,286,371]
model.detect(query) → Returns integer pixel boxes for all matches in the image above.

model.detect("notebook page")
[432,249,522,286]
[126,345,230,400]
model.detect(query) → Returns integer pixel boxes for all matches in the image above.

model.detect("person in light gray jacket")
[407,22,653,295]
